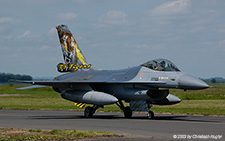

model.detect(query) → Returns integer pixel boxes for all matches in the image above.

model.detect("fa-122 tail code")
[56,24,91,72]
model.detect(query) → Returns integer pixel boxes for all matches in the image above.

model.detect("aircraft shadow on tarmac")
[29,113,221,123]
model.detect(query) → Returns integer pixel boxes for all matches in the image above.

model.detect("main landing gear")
[84,101,155,119]
[116,100,155,119]
[84,105,102,118]
[116,100,133,118]
[147,110,154,119]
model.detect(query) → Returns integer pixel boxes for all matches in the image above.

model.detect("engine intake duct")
[147,89,169,100]
[151,94,181,105]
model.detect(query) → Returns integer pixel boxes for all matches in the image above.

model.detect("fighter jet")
[15,25,209,119]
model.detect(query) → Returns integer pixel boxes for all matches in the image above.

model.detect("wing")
[11,79,166,88]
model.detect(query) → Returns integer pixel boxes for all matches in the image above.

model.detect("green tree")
[211,78,216,83]
[0,73,32,83]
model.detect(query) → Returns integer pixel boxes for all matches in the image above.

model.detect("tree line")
[0,73,32,83]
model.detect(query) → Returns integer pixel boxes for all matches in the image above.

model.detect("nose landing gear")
[147,102,154,119]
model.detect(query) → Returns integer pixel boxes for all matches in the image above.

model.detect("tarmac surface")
[0,109,224,140]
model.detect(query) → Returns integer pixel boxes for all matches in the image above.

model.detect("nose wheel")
[147,102,154,119]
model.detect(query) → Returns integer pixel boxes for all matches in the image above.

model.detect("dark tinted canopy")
[141,59,180,72]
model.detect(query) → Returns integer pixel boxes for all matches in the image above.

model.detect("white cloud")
[98,10,127,25]
[40,45,51,51]
[151,44,167,50]
[4,35,13,40]
[18,30,31,38]
[0,46,12,52]
[47,28,56,36]
[0,17,13,24]
[136,44,148,49]
[151,0,191,16]
[218,39,225,52]
[218,24,225,33]
[0,17,22,35]
[208,10,219,18]
[56,12,77,20]
[72,0,86,3]
[0,17,21,24]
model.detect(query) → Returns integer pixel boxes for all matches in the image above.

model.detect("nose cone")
[178,74,209,90]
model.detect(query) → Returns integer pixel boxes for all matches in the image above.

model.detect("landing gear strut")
[84,105,102,118]
[116,100,133,118]
[147,102,154,119]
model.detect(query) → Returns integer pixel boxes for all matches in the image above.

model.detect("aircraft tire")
[84,106,93,118]
[147,111,154,119]
[124,106,132,118]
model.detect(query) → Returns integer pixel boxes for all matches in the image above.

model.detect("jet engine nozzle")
[178,74,209,90]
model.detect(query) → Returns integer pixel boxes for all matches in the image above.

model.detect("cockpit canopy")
[141,59,180,72]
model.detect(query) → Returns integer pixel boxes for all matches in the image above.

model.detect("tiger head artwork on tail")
[56,25,91,72]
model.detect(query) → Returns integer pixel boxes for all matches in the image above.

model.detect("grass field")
[0,84,225,115]
[0,128,120,140]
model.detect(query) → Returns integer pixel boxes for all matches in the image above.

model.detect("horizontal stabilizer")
[16,85,48,90]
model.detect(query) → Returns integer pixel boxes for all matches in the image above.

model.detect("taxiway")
[0,110,224,140]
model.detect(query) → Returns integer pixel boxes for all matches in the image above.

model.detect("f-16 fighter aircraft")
[15,25,209,119]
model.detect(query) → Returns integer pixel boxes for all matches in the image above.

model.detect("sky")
[0,0,225,78]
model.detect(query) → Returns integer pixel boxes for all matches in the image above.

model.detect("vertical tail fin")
[56,24,88,65]
[56,24,92,72]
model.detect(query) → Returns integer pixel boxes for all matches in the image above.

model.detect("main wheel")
[147,111,154,119]
[84,106,93,118]
[124,106,132,118]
